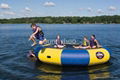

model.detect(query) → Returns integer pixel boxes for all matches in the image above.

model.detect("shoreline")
[0,15,120,24]
[0,23,120,24]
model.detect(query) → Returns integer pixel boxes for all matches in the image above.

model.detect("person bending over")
[29,23,46,46]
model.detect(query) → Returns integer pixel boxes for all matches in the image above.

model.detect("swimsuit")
[90,38,97,47]
[33,26,44,41]
[56,39,62,45]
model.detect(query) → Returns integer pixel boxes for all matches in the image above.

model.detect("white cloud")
[108,6,117,11]
[97,9,104,14]
[43,2,55,7]
[2,11,15,15]
[87,7,92,12]
[25,7,32,12]
[0,3,10,9]
[20,7,32,16]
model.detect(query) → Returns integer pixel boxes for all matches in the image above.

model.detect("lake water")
[0,24,120,80]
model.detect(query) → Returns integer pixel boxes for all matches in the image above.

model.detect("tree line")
[0,15,120,24]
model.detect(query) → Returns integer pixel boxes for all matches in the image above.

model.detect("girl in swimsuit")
[90,35,101,48]
[54,35,65,48]
[29,23,46,46]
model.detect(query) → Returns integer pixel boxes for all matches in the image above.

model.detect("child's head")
[91,34,96,39]
[84,36,88,41]
[31,23,36,29]
[57,35,60,39]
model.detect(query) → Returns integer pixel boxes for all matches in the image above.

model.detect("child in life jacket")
[29,23,46,46]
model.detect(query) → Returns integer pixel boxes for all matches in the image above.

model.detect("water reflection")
[35,62,111,80]
[88,64,110,80]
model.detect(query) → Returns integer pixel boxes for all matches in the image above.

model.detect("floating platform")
[30,44,111,66]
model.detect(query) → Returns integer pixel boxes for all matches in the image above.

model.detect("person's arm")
[61,40,64,44]
[29,27,41,40]
[95,39,101,47]
[32,27,40,36]
[55,39,58,45]
[87,40,90,46]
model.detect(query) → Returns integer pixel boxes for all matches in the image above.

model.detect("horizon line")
[0,14,120,20]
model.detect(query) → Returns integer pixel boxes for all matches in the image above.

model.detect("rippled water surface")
[0,24,120,80]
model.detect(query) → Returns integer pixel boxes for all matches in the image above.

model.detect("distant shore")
[0,15,120,24]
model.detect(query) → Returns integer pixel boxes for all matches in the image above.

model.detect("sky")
[0,0,120,19]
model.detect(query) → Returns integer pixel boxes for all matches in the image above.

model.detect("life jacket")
[83,40,87,46]
[83,40,89,46]
[33,26,44,37]
[90,38,97,47]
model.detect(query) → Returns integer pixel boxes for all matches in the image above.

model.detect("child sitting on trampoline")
[54,35,65,48]
[90,35,101,48]
[73,36,90,49]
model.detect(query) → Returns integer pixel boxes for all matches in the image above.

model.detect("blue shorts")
[35,35,44,41]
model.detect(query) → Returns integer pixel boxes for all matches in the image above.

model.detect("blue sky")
[0,0,120,19]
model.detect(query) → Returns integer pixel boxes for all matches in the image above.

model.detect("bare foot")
[31,42,37,47]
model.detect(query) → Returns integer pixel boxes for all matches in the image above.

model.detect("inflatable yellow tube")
[32,47,111,66]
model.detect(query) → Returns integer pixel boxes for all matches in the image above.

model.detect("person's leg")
[79,45,91,49]
[86,46,91,49]
[79,45,84,48]
[54,45,57,48]
[38,38,47,45]
[57,45,64,48]
[39,41,43,45]
[29,36,37,46]
[82,46,91,49]
[73,45,80,49]
[92,46,97,48]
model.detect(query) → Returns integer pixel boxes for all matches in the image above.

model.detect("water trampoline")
[29,44,111,66]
